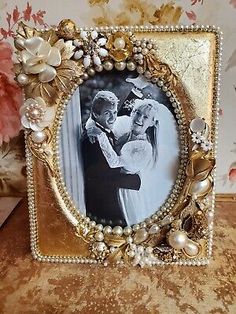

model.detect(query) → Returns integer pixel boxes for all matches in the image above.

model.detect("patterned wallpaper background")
[0,0,236,195]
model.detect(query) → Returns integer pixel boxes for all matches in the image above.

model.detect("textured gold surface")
[136,32,216,127]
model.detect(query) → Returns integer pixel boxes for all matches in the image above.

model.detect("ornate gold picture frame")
[14,20,221,267]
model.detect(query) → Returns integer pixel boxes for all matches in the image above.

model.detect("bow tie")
[95,123,116,146]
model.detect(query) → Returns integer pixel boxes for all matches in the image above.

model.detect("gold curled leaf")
[53,60,83,93]
[186,151,215,181]
[54,39,75,60]
[16,21,39,40]
[41,29,59,46]
[104,234,126,247]
[145,53,177,87]
[24,77,60,106]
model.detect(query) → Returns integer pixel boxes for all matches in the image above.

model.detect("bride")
[87,98,179,226]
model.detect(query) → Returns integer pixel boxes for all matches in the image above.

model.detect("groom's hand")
[87,126,103,144]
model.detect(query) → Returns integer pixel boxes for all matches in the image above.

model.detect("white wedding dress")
[97,132,154,225]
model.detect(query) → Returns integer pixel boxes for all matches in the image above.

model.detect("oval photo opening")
[59,70,180,227]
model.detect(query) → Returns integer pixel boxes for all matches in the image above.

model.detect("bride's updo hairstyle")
[131,98,159,163]
[91,90,119,118]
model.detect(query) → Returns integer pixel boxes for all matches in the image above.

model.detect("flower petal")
[98,48,108,57]
[43,107,55,123]
[21,115,30,128]
[26,62,46,74]
[74,50,84,60]
[35,97,47,110]
[93,54,101,66]
[80,31,87,40]
[21,50,34,64]
[91,30,98,40]
[30,122,44,131]
[39,65,57,83]
[47,47,61,67]
[38,41,51,59]
[24,37,44,54]
[83,55,91,68]
[97,37,107,46]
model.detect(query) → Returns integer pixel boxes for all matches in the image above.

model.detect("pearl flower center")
[113,37,126,50]
[25,103,45,123]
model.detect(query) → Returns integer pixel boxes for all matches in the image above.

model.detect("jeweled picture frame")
[15,20,221,267]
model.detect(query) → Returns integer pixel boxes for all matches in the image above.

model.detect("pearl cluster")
[25,103,45,124]
[132,38,158,73]
[168,230,201,258]
[190,117,213,152]
[24,24,221,267]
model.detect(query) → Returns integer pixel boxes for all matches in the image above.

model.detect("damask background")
[0,0,236,196]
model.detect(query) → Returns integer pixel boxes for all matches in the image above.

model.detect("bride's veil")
[144,100,180,215]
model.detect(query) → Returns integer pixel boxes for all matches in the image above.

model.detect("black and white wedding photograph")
[59,70,180,227]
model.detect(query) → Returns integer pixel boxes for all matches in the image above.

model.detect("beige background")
[0,0,236,194]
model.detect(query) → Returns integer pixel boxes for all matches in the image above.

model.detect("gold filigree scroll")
[27,128,55,176]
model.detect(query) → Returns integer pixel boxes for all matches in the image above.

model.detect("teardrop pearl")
[189,178,212,197]
[168,230,188,250]
[183,240,200,257]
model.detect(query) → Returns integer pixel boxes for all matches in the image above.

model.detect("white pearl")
[94,241,106,252]
[29,108,41,119]
[17,74,29,85]
[95,231,104,242]
[113,37,126,49]
[127,61,136,71]
[103,60,113,71]
[183,240,200,257]
[168,230,188,250]
[103,226,112,234]
[113,226,123,236]
[88,68,95,76]
[115,61,126,71]
[95,65,103,72]
[124,226,132,235]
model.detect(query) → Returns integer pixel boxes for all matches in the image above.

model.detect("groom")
[81,91,141,227]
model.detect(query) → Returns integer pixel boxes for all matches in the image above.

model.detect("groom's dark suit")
[81,124,141,227]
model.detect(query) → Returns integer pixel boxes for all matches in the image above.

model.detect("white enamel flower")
[191,132,204,144]
[20,97,55,131]
[201,140,213,152]
[20,37,61,83]
[73,30,108,68]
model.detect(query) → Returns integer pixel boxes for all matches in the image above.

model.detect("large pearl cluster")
[25,103,45,124]
[168,230,201,257]
[133,38,158,66]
